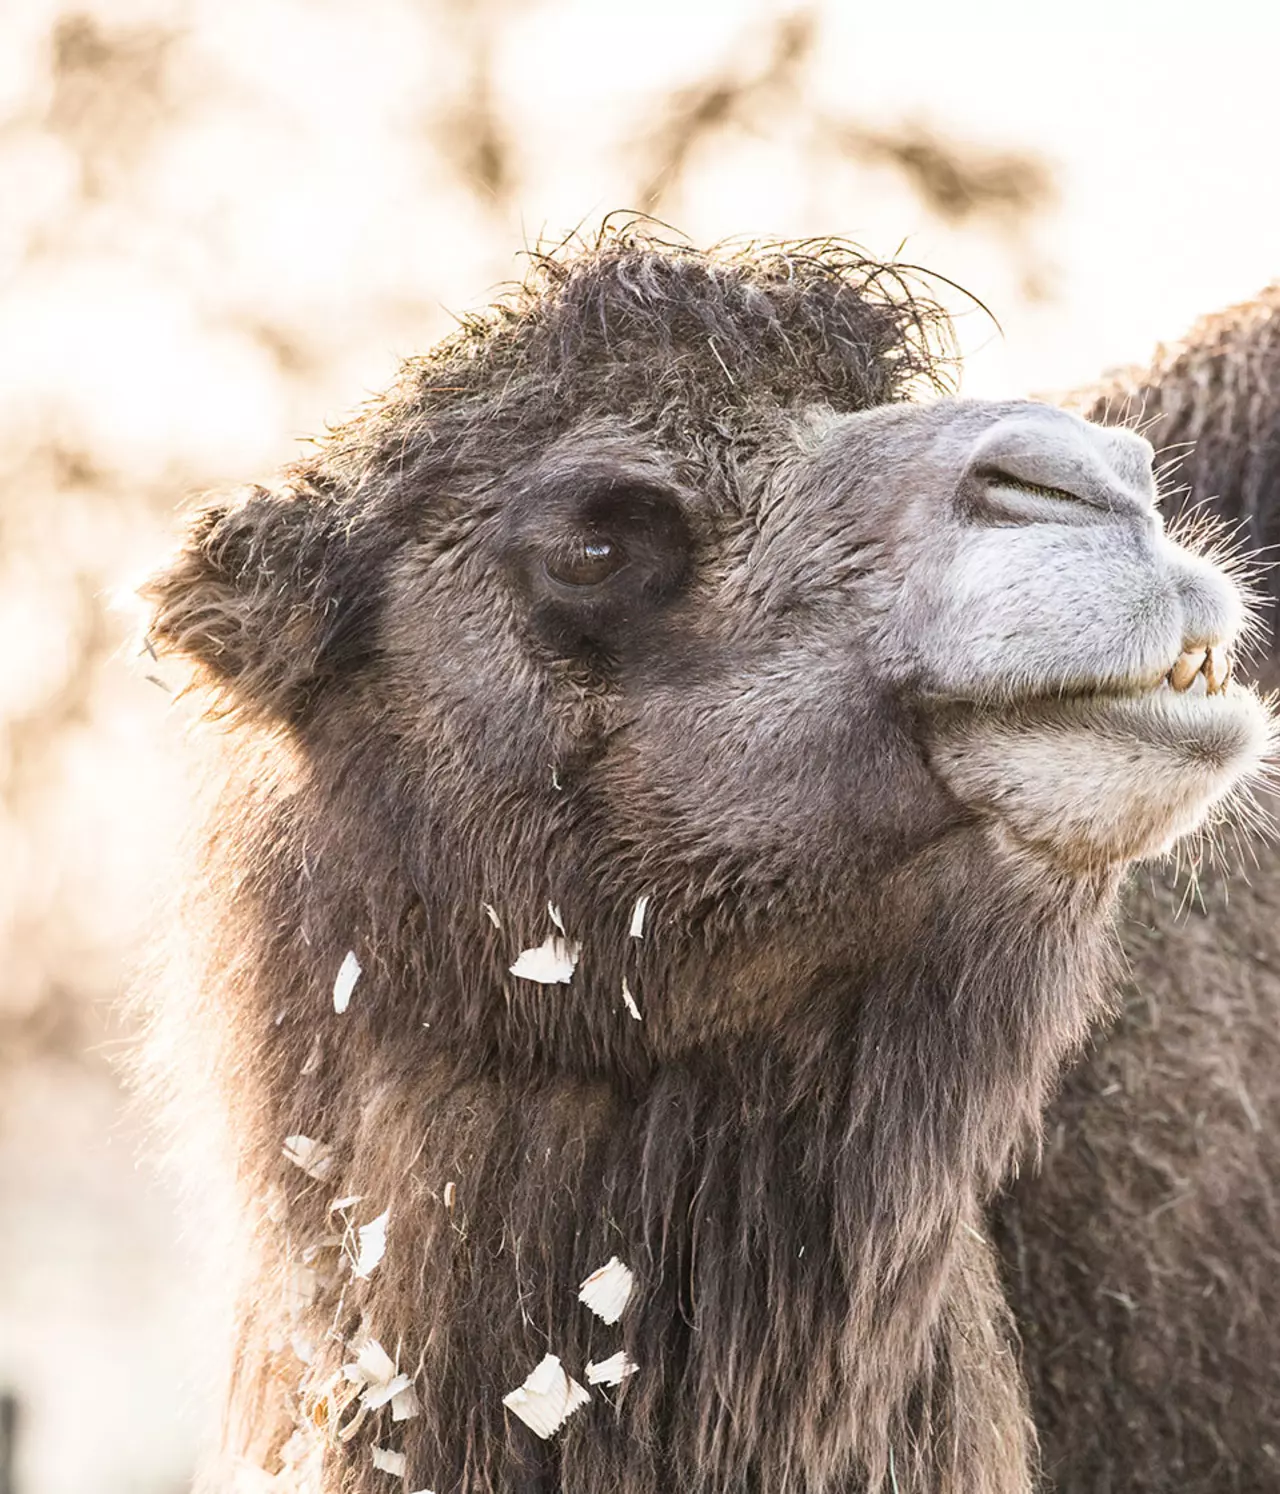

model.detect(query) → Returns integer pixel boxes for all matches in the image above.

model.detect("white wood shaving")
[547,902,565,932]
[333,950,362,1013]
[370,1447,406,1476]
[621,977,642,1022]
[338,1401,371,1442]
[391,1383,422,1421]
[353,1337,396,1384]
[482,903,502,929]
[363,1373,413,1410]
[509,936,580,985]
[628,894,651,939]
[283,1134,335,1181]
[443,1181,456,1210]
[502,1354,591,1439]
[407,1489,436,1494]
[578,1257,634,1324]
[585,1352,638,1386]
[353,1209,390,1279]
[330,1194,363,1212]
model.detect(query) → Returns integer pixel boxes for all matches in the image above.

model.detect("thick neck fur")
[179,733,1117,1494]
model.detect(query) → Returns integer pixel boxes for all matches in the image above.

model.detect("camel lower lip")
[1026,683,1270,756]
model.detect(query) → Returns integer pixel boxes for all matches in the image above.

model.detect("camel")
[996,284,1280,1494]
[143,236,1271,1494]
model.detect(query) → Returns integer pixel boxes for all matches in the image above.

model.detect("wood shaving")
[482,903,502,929]
[390,1384,421,1421]
[509,936,579,985]
[352,1209,390,1279]
[370,1447,406,1476]
[330,1194,363,1212]
[585,1351,638,1386]
[629,894,651,939]
[547,902,565,932]
[363,1374,413,1410]
[621,977,642,1021]
[333,950,362,1013]
[351,1337,396,1385]
[502,1354,591,1439]
[283,1134,335,1181]
[578,1257,634,1324]
[443,1181,456,1210]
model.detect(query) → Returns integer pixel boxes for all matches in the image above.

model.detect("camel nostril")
[1094,424,1157,498]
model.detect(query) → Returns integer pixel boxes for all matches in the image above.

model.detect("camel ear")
[145,482,347,721]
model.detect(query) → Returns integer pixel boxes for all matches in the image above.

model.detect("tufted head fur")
[145,234,1270,1494]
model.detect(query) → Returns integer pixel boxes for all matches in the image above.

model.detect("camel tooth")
[1170,649,1206,691]
[1202,646,1224,694]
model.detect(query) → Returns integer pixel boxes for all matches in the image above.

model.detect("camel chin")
[931,682,1272,869]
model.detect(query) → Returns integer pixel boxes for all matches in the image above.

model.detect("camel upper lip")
[929,643,1241,713]
[1038,643,1237,705]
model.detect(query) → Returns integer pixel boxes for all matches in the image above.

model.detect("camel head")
[140,240,1277,1494]
[146,243,1272,1056]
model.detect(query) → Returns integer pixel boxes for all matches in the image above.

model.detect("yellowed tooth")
[1203,646,1224,694]
[1170,648,1207,691]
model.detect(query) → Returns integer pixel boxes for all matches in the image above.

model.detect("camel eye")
[545,538,627,587]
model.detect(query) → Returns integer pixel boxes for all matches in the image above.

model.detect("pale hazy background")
[2,3,1278,1491]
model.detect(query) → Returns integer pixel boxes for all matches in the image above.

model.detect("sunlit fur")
[145,235,1268,1494]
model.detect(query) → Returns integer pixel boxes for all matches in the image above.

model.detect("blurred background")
[2,1,1279,1490]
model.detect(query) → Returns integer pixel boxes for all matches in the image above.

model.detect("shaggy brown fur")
[143,235,1256,1494]
[995,289,1280,1493]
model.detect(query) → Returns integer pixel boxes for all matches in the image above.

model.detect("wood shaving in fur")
[330,1194,363,1212]
[443,1181,456,1210]
[363,1373,413,1410]
[621,977,642,1021]
[350,1337,396,1385]
[482,903,501,929]
[578,1257,634,1323]
[509,935,579,985]
[547,902,565,932]
[283,1134,335,1181]
[502,1353,591,1438]
[370,1447,406,1476]
[352,1209,390,1278]
[585,1351,638,1386]
[333,950,362,1013]
[629,894,651,939]
[391,1383,421,1421]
